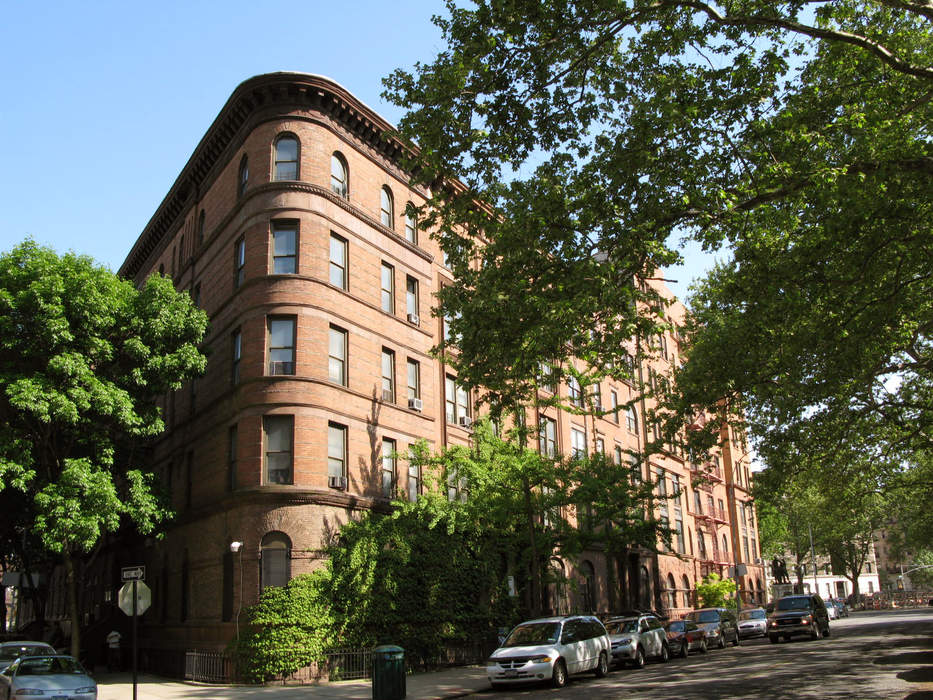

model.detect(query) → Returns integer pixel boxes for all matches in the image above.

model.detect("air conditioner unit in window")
[408,397,423,412]
[328,475,347,490]
[382,389,394,402]
[407,313,420,326]
[458,415,472,428]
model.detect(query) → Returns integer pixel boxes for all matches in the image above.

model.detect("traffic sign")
[119,581,152,616]
[121,566,145,581]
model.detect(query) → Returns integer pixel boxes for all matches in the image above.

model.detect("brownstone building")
[85,72,761,654]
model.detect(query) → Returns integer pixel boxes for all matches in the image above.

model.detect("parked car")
[768,594,830,643]
[605,613,670,668]
[683,608,740,648]
[0,642,56,673]
[0,655,96,699]
[664,619,708,657]
[824,599,838,620]
[738,607,769,639]
[832,599,849,618]
[486,615,610,689]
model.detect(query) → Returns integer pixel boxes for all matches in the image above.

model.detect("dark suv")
[768,594,830,643]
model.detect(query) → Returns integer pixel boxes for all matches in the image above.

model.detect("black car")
[768,594,830,643]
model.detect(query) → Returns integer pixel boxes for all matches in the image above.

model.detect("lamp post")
[230,541,243,641]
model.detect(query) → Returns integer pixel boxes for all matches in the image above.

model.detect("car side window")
[561,620,579,643]
[649,619,663,630]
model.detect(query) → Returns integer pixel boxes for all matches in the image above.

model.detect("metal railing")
[324,647,373,681]
[184,650,232,683]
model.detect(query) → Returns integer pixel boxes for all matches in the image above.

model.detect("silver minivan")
[486,615,611,689]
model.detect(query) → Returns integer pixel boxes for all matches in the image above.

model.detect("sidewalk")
[96,666,490,700]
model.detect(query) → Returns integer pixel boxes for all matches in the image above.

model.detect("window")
[260,532,291,590]
[591,383,602,410]
[227,425,237,491]
[407,457,420,501]
[405,276,419,321]
[625,406,639,432]
[571,427,586,458]
[445,375,471,425]
[614,445,623,464]
[568,375,583,407]
[272,222,297,274]
[447,467,467,502]
[610,390,619,423]
[268,317,296,375]
[404,203,418,244]
[328,326,347,386]
[595,437,605,454]
[234,237,245,289]
[381,262,394,313]
[197,210,205,246]
[381,348,395,402]
[330,152,348,197]
[406,359,420,400]
[327,423,347,478]
[264,415,293,484]
[380,186,394,228]
[539,416,557,458]
[382,438,396,498]
[231,329,242,385]
[539,363,555,394]
[273,134,299,181]
[675,518,685,554]
[329,234,347,289]
[237,154,249,199]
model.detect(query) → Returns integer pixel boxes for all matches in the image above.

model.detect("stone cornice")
[119,72,418,280]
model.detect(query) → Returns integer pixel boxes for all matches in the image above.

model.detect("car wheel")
[732,632,740,647]
[718,634,725,649]
[594,651,609,678]
[769,635,779,644]
[823,625,831,638]
[632,647,646,669]
[551,659,568,688]
[681,641,689,658]
[660,643,670,663]
[810,625,820,640]
[700,639,708,654]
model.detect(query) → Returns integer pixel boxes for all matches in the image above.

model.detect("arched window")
[197,210,206,246]
[581,560,597,612]
[639,565,651,610]
[667,573,677,609]
[273,134,299,180]
[237,154,249,199]
[682,574,691,608]
[260,531,292,590]
[331,152,348,197]
[625,406,638,432]
[755,577,763,603]
[688,528,693,555]
[722,534,729,552]
[380,187,394,228]
[404,202,417,244]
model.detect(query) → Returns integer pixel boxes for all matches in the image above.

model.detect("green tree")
[384,0,932,490]
[695,573,736,609]
[0,240,207,656]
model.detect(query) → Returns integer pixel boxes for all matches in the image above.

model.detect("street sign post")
[118,576,151,700]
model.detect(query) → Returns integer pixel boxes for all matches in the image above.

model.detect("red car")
[664,620,708,657]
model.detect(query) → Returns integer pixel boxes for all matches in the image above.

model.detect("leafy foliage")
[0,240,208,653]
[695,572,736,609]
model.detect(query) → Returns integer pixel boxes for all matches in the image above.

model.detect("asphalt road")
[476,608,933,699]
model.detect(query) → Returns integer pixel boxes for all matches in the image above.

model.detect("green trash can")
[372,645,406,700]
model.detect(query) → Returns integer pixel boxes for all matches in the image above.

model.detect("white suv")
[486,615,611,689]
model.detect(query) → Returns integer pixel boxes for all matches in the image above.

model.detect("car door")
[648,618,666,654]
[560,619,586,674]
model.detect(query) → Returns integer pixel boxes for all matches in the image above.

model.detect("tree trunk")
[521,476,543,617]
[63,548,81,660]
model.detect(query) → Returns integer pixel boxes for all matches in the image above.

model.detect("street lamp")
[230,541,243,641]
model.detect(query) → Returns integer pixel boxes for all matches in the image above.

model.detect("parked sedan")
[738,607,768,639]
[605,614,670,668]
[0,642,56,673]
[664,620,708,657]
[0,655,96,699]
[683,608,740,648]
[825,600,838,620]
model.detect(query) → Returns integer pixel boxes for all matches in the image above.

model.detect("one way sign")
[121,566,146,582]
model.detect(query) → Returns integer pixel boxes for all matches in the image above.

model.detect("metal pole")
[808,523,818,596]
[132,580,138,700]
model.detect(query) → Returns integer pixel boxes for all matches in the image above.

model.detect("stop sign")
[118,581,152,616]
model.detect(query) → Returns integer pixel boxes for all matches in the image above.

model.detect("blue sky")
[0,0,719,301]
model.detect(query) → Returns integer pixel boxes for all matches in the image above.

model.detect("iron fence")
[184,649,233,683]
[325,647,372,681]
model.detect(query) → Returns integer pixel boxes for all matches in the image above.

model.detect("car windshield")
[776,597,812,611]
[685,611,720,623]
[605,620,639,634]
[739,610,766,620]
[16,657,85,676]
[666,621,685,632]
[0,646,52,661]
[502,622,560,647]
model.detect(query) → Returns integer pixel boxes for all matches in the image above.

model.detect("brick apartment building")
[25,72,763,655]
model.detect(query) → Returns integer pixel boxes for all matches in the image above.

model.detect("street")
[476,608,933,699]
